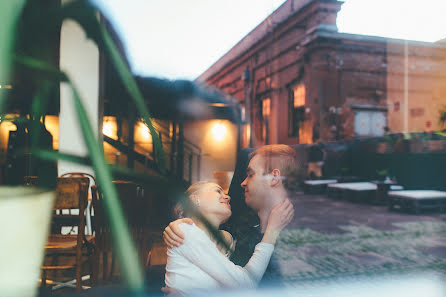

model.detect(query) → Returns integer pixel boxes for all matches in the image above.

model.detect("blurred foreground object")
[192,272,445,297]
[0,187,55,297]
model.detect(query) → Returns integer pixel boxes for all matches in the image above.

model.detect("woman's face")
[192,183,232,223]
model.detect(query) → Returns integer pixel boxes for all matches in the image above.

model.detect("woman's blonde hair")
[185,181,217,197]
[173,181,217,219]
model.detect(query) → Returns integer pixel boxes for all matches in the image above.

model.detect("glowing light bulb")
[212,123,226,141]
[103,121,114,137]
[141,124,151,139]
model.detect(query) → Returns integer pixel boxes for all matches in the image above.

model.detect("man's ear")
[271,169,281,186]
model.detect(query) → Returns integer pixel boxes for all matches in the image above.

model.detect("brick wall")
[201,0,446,147]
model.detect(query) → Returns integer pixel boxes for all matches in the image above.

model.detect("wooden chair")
[60,172,96,235]
[41,177,96,293]
[60,172,96,194]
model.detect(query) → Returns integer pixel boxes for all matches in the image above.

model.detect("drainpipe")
[177,122,184,180]
[404,40,409,133]
[243,68,253,148]
[170,122,176,173]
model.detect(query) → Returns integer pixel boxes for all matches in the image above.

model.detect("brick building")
[197,0,446,147]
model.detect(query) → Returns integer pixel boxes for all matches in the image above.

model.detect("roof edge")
[196,0,320,83]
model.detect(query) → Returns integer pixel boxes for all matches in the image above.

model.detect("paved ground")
[270,192,446,284]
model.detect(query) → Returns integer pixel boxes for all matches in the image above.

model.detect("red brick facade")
[198,0,446,147]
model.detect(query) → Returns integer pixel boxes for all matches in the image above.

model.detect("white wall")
[58,19,99,176]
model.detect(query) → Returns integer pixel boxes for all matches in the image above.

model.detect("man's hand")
[163,218,194,248]
[262,199,294,245]
[267,199,294,231]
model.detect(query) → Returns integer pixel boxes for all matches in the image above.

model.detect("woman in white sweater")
[164,181,294,295]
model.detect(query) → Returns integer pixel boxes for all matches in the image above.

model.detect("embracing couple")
[163,144,298,295]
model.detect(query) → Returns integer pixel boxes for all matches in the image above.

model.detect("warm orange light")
[293,84,305,108]
[44,115,59,150]
[212,122,226,141]
[134,121,152,148]
[0,117,17,152]
[103,117,116,138]
[140,123,151,140]
[245,124,251,145]
[209,103,227,107]
[103,122,113,137]
[262,98,271,118]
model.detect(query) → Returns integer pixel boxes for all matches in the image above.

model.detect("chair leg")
[76,266,82,293]
[103,251,109,283]
[90,252,98,286]
[109,253,116,281]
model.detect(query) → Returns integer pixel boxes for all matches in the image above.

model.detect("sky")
[93,0,446,80]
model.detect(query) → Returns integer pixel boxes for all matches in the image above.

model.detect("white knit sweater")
[165,223,274,296]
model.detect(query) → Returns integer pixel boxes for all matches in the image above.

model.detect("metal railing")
[104,120,201,185]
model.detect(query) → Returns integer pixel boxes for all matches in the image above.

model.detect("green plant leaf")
[70,80,145,293]
[8,2,231,294]
[17,52,146,292]
[98,25,166,172]
[31,149,91,166]
[15,54,68,81]
[435,131,446,138]
[0,0,28,113]
[31,148,183,195]
[17,51,231,293]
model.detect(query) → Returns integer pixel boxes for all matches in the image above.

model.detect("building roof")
[196,0,317,83]
[136,77,241,123]
[197,0,446,83]
[315,29,446,49]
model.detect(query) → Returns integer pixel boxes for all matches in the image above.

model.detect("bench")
[388,190,446,214]
[303,179,338,194]
[328,182,403,203]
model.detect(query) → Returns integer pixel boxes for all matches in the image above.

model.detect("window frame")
[288,82,306,137]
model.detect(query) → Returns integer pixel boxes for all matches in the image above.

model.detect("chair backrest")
[52,177,88,237]
[60,173,95,236]
[60,172,95,197]
[55,178,87,209]
[60,172,96,184]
